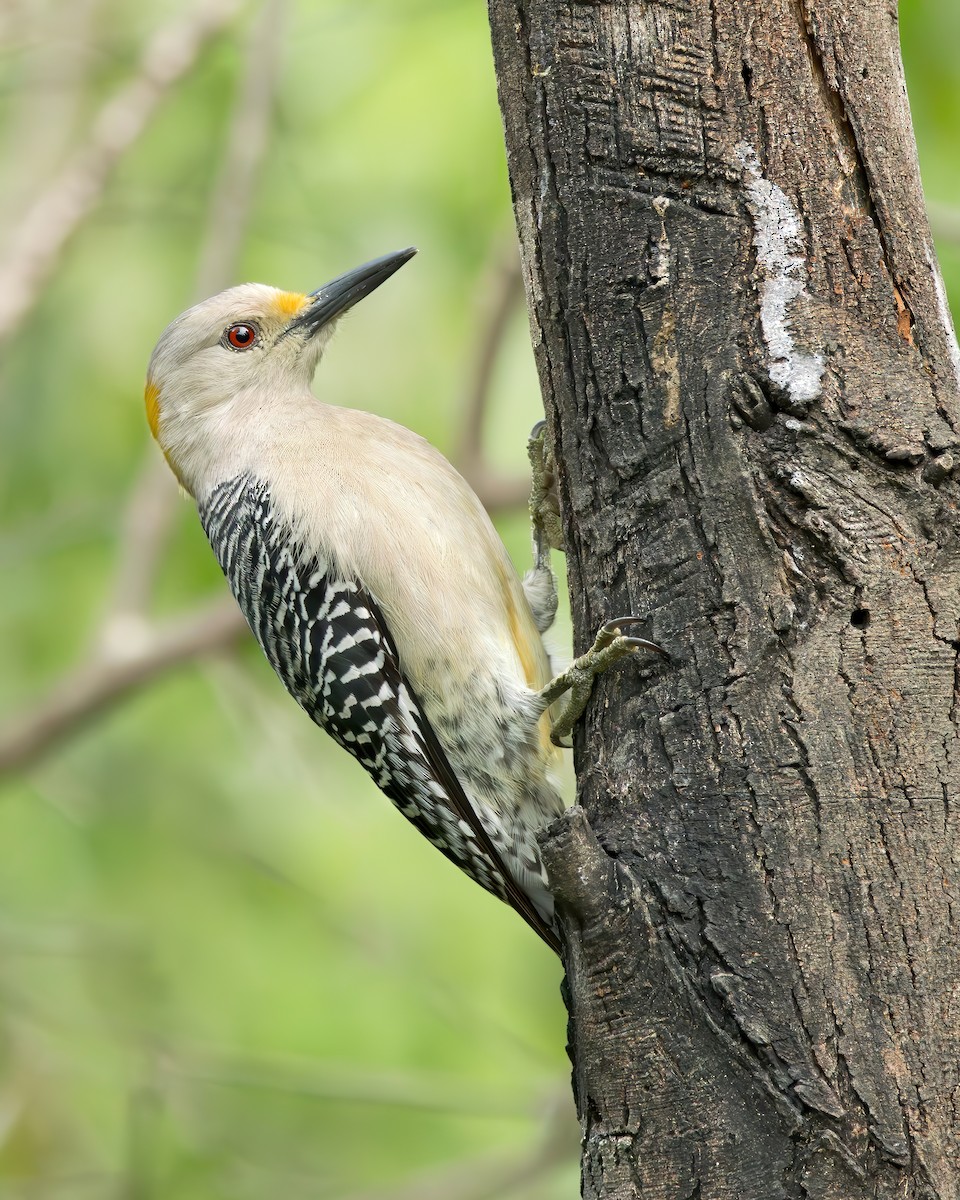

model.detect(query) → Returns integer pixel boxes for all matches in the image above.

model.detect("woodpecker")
[145,249,665,953]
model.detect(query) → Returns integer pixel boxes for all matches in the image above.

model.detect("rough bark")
[487,1,960,1195]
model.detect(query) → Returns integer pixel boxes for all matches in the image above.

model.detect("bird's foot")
[538,616,669,746]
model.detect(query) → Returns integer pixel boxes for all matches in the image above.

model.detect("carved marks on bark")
[489,0,960,1191]
[551,3,723,183]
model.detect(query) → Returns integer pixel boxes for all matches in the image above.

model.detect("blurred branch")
[194,0,287,298]
[0,4,529,780]
[0,0,104,230]
[0,0,243,348]
[0,0,288,778]
[103,453,181,632]
[166,1047,539,1118]
[0,599,246,776]
[455,236,530,513]
[106,0,288,625]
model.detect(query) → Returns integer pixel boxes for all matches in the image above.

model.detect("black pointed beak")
[288,247,417,337]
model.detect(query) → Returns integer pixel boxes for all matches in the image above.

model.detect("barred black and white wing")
[199,475,559,952]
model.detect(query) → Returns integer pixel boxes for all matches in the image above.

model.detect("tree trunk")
[487,1,960,1195]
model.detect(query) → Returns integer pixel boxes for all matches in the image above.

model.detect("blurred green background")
[0,1,956,1196]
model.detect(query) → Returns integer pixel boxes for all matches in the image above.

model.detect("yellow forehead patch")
[272,291,308,319]
[144,379,161,440]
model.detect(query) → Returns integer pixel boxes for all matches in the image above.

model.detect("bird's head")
[145,247,416,493]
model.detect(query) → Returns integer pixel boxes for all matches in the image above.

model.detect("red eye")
[225,323,258,350]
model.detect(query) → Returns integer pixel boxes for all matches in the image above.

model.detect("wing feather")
[200,475,560,954]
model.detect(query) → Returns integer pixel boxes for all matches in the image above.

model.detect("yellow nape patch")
[497,560,557,757]
[144,379,161,439]
[272,291,308,319]
[498,560,540,691]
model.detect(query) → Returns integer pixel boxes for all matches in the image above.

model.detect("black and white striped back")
[198,474,558,950]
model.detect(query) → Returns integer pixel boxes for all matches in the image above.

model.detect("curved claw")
[622,636,671,659]
[539,612,672,741]
[601,616,671,661]
[603,614,649,631]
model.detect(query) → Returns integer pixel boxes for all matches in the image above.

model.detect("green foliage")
[0,0,956,1195]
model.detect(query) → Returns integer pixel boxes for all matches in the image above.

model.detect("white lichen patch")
[737,143,825,406]
[649,196,681,426]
